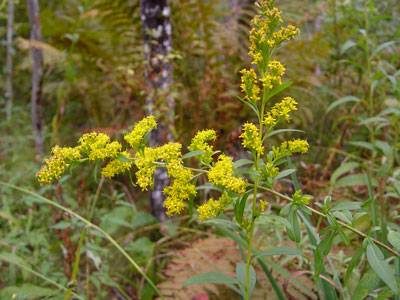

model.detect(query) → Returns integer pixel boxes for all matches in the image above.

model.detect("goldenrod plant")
[34,1,400,299]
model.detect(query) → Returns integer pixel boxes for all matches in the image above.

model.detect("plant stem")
[245,173,258,300]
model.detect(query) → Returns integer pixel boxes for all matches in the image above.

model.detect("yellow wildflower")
[208,154,246,194]
[239,122,264,154]
[273,25,300,43]
[163,158,196,216]
[134,147,160,191]
[101,151,133,178]
[124,115,157,150]
[273,139,309,159]
[270,97,298,121]
[188,129,217,164]
[263,113,276,127]
[265,162,279,178]
[288,139,309,154]
[197,198,221,221]
[260,199,269,211]
[240,69,260,102]
[37,146,81,185]
[293,190,310,205]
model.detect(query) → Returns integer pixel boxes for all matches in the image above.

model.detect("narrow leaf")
[183,272,239,287]
[182,151,206,160]
[327,96,359,113]
[367,243,399,294]
[254,246,302,259]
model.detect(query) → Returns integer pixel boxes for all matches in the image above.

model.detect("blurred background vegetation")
[1,0,399,299]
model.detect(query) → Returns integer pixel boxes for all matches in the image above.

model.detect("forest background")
[1,0,400,299]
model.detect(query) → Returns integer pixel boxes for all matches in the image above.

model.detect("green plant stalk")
[245,165,258,300]
[0,182,165,300]
[64,228,86,300]
[244,89,269,300]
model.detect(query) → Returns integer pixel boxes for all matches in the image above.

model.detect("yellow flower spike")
[265,162,279,178]
[36,145,82,185]
[293,190,310,205]
[268,60,285,76]
[273,139,309,159]
[240,69,260,102]
[239,122,264,154]
[158,142,182,163]
[197,198,221,221]
[263,113,277,127]
[208,154,246,194]
[124,115,157,150]
[101,151,133,178]
[188,129,217,165]
[134,147,160,191]
[270,96,298,122]
[260,200,269,211]
[288,139,309,154]
[163,158,196,216]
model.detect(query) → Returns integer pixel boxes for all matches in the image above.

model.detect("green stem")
[245,173,258,300]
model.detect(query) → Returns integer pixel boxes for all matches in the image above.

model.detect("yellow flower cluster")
[248,1,299,70]
[37,146,82,185]
[260,199,269,211]
[78,132,122,161]
[272,25,300,46]
[134,142,181,191]
[263,97,298,127]
[240,69,260,102]
[133,142,196,216]
[208,154,246,194]
[188,129,217,165]
[197,198,221,221]
[273,139,309,159]
[264,162,279,178]
[288,139,309,154]
[293,190,310,205]
[163,158,196,216]
[124,115,157,150]
[260,60,285,89]
[101,151,133,178]
[239,122,264,154]
[197,192,232,221]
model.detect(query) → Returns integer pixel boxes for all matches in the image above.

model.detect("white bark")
[27,0,44,157]
[6,0,14,119]
[139,0,175,221]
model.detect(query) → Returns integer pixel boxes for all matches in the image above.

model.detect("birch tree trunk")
[139,0,174,221]
[6,0,14,119]
[27,0,44,157]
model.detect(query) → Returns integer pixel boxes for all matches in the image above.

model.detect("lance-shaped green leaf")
[366,242,399,294]
[183,272,239,287]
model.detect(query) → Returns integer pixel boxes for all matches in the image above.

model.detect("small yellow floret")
[101,151,133,178]
[270,97,298,122]
[239,122,264,154]
[37,146,81,185]
[124,115,157,150]
[163,158,196,216]
[260,200,269,211]
[208,154,246,194]
[188,129,217,165]
[240,69,260,102]
[293,190,310,205]
[197,198,221,221]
